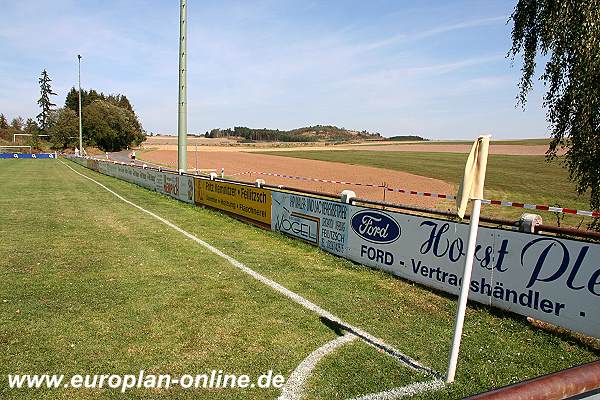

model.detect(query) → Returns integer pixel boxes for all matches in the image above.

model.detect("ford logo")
[351,210,400,244]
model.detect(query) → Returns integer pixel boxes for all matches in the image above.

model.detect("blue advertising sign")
[351,210,401,244]
[0,153,56,159]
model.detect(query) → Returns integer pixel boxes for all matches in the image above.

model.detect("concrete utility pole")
[77,54,83,154]
[177,0,188,172]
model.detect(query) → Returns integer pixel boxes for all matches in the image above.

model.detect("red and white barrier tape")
[229,170,600,218]
[479,200,599,217]
[231,171,383,187]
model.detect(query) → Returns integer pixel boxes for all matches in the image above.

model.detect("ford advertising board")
[351,210,401,244]
[346,205,600,339]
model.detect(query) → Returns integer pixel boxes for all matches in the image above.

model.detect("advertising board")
[74,159,194,204]
[271,192,348,257]
[87,159,100,172]
[346,205,600,339]
[157,172,195,204]
[195,179,271,224]
[270,190,600,338]
[0,153,56,159]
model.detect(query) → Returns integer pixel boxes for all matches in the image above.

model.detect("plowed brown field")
[141,149,455,209]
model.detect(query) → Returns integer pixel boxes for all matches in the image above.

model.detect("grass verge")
[370,139,551,146]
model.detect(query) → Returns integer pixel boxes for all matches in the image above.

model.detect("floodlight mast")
[177,0,188,172]
[78,54,83,154]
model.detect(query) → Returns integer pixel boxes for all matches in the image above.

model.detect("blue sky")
[0,0,548,139]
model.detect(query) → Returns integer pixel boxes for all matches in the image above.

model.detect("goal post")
[0,145,32,154]
[13,133,50,143]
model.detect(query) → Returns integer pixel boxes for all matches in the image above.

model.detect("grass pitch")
[0,159,598,399]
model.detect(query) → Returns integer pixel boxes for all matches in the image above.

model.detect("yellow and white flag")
[456,135,491,219]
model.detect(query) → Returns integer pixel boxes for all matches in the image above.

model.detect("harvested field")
[142,142,560,156]
[140,149,455,209]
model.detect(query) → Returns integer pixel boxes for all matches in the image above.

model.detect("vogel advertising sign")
[272,192,348,257]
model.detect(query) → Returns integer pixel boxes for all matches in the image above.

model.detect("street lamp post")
[77,54,83,155]
[177,0,187,172]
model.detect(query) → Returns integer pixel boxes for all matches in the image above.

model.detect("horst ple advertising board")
[345,205,600,339]
[271,192,348,257]
[195,179,271,225]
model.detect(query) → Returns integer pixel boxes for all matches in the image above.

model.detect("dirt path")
[141,149,455,208]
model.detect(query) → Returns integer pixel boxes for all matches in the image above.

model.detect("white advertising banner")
[155,171,195,204]
[270,189,600,338]
[346,206,600,339]
[74,158,194,204]
[271,191,349,257]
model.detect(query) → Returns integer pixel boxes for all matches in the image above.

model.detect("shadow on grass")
[318,316,443,378]
[319,316,344,337]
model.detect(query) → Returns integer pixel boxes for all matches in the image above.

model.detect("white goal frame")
[0,145,32,153]
[13,133,50,143]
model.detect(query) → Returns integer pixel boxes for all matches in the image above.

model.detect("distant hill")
[386,135,428,141]
[205,125,382,142]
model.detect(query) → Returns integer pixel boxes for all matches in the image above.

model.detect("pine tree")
[65,87,80,113]
[0,114,9,129]
[37,70,57,132]
[117,95,133,112]
[11,117,24,131]
[23,118,39,135]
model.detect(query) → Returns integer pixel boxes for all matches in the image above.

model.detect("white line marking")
[350,379,445,400]
[61,160,445,390]
[279,334,357,400]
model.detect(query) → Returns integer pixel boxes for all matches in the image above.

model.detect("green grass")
[369,138,551,146]
[256,150,591,227]
[1,159,598,399]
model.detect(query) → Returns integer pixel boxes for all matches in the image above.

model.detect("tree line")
[0,70,145,152]
[205,125,381,142]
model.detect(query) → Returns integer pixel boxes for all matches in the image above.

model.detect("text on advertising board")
[195,179,271,225]
[351,210,401,244]
[271,192,348,257]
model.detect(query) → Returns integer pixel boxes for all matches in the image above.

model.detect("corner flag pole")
[446,135,491,383]
[177,0,188,172]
